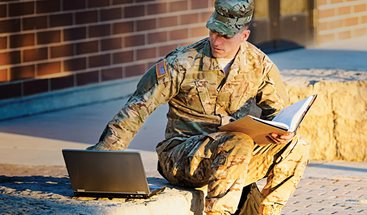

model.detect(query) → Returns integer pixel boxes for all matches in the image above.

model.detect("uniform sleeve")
[88,59,182,150]
[255,60,288,120]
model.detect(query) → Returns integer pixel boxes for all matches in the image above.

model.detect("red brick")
[36,0,61,13]
[0,69,8,82]
[50,75,75,91]
[169,1,188,12]
[136,47,156,60]
[100,7,122,21]
[158,16,178,28]
[76,10,98,24]
[200,11,212,22]
[0,83,22,99]
[10,33,35,48]
[0,51,21,65]
[64,57,87,71]
[190,0,208,9]
[180,13,200,25]
[101,67,123,81]
[137,19,157,31]
[88,54,111,68]
[146,61,156,69]
[0,5,7,18]
[0,37,7,49]
[124,5,145,18]
[124,64,146,77]
[51,44,74,58]
[37,61,62,76]
[23,48,48,62]
[23,79,49,96]
[101,37,122,51]
[169,29,189,40]
[190,26,208,38]
[9,2,34,17]
[76,71,99,86]
[148,31,168,44]
[10,65,35,80]
[159,44,178,56]
[0,19,21,33]
[50,13,73,27]
[88,24,111,38]
[135,0,154,2]
[124,34,145,47]
[63,27,87,41]
[88,0,111,8]
[75,40,99,54]
[22,16,48,30]
[113,21,134,34]
[112,0,133,4]
[113,50,134,64]
[63,0,86,11]
[147,3,167,15]
[37,30,61,45]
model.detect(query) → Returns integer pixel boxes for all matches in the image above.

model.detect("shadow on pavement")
[308,163,367,173]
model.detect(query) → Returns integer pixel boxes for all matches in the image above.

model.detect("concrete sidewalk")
[0,35,367,214]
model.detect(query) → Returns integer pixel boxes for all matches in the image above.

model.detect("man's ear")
[242,29,251,41]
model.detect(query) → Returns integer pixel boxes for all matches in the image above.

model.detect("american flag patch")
[155,60,167,79]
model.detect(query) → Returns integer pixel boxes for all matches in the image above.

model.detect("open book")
[219,95,317,145]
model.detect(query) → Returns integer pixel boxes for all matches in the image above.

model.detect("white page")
[250,116,289,130]
[272,95,315,132]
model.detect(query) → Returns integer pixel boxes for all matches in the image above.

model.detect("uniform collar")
[200,39,248,73]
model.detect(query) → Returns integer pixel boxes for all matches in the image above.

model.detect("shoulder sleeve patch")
[155,60,168,80]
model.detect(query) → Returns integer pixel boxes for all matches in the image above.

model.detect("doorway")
[249,0,315,53]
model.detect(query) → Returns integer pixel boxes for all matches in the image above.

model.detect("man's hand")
[267,132,295,144]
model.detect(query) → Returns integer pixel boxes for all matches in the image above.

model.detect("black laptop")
[62,149,164,198]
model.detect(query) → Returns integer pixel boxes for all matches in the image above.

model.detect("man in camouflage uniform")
[87,0,310,214]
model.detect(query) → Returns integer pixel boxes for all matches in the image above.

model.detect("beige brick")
[317,33,336,44]
[319,8,336,19]
[344,17,359,26]
[354,3,367,13]
[352,27,367,37]
[337,6,351,15]
[337,30,352,39]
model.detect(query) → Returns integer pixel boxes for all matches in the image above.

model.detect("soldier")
[87,0,310,214]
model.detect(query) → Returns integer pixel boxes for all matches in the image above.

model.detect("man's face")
[209,29,250,59]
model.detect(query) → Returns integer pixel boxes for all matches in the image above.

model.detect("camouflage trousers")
[156,131,310,215]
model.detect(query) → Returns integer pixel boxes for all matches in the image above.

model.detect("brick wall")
[0,0,213,100]
[316,0,367,44]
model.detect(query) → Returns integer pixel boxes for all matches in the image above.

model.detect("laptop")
[62,149,165,198]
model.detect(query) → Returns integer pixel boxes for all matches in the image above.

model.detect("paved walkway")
[0,35,367,214]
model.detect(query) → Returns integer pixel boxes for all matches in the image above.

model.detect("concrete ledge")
[0,176,204,215]
[283,70,367,161]
[0,77,140,121]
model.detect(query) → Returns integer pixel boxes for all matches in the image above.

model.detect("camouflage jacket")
[90,38,287,150]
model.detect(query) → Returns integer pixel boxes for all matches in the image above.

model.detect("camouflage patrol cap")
[206,0,254,37]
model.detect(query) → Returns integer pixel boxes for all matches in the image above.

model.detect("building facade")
[0,0,366,101]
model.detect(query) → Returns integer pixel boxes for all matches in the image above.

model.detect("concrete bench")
[0,175,204,215]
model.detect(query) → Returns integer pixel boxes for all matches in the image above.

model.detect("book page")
[250,116,289,130]
[272,95,316,132]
